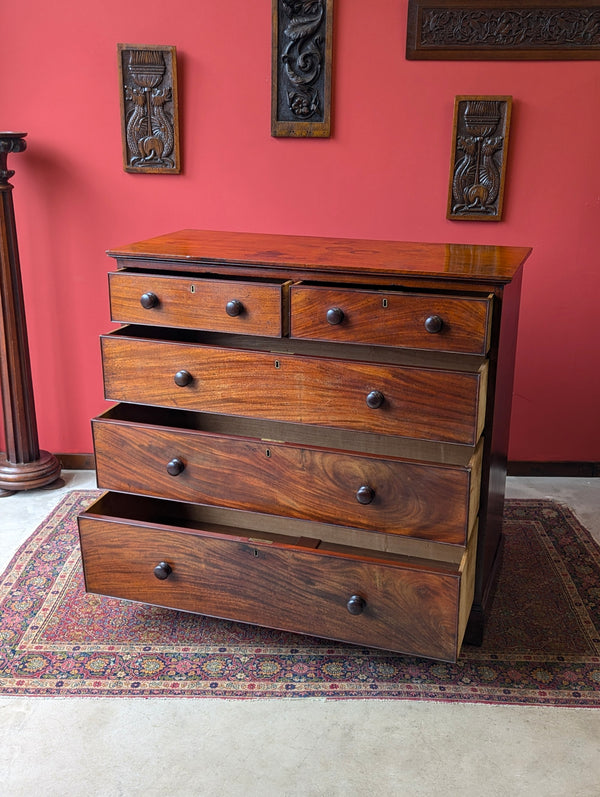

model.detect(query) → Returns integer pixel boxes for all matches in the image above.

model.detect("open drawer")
[78,492,477,662]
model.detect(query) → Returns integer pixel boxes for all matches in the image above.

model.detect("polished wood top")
[107,229,531,284]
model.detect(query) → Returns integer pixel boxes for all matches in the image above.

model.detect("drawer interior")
[109,325,488,373]
[83,489,470,565]
[98,402,478,466]
[82,492,467,570]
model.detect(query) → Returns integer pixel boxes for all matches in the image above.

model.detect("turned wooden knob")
[366,390,384,409]
[174,370,192,387]
[166,457,185,476]
[346,595,366,615]
[425,314,443,334]
[356,485,375,505]
[153,562,172,580]
[326,307,344,325]
[140,292,159,309]
[226,299,244,317]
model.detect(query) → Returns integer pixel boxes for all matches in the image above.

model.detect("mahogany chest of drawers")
[78,229,530,662]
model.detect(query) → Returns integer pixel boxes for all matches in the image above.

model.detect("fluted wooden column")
[0,132,61,496]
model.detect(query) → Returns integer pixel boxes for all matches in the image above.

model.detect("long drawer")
[109,272,290,337]
[78,492,478,662]
[92,405,483,545]
[101,330,488,445]
[290,284,493,354]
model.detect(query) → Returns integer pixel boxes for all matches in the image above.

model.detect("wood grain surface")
[78,512,464,661]
[101,333,487,444]
[290,284,492,353]
[93,414,480,543]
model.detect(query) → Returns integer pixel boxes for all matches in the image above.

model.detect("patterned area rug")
[1,490,599,705]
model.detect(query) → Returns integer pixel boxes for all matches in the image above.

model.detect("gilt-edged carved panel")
[407,0,600,60]
[271,0,334,137]
[118,44,181,174]
[447,96,512,222]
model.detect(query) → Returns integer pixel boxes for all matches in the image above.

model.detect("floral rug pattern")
[1,491,599,705]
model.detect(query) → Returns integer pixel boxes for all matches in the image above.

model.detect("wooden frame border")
[271,0,334,137]
[447,96,512,222]
[407,0,600,60]
[118,44,181,173]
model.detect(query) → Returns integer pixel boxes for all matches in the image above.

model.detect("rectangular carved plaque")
[407,0,600,60]
[118,44,181,173]
[447,96,512,222]
[271,0,334,137]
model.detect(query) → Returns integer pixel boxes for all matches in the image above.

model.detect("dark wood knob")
[226,299,244,317]
[425,314,443,334]
[326,307,344,325]
[166,457,185,476]
[346,595,366,615]
[153,562,172,580]
[140,291,159,309]
[366,390,384,409]
[356,485,375,505]
[174,370,192,387]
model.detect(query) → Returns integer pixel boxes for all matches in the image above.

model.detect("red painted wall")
[2,1,600,462]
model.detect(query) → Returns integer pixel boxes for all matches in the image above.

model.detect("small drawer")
[109,272,290,337]
[290,284,493,354]
[101,329,488,445]
[92,404,483,545]
[78,492,477,661]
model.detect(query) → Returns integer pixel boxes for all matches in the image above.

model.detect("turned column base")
[0,450,63,496]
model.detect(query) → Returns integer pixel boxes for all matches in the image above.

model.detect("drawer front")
[78,509,468,661]
[290,285,492,354]
[109,272,288,337]
[93,414,480,544]
[101,335,487,445]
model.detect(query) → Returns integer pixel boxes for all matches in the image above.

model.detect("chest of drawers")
[77,229,530,662]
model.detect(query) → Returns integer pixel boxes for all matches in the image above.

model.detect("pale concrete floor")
[1,472,599,797]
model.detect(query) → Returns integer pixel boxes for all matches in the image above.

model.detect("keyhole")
[265,449,271,458]
[274,360,281,369]
[382,298,388,309]
[253,549,259,557]
[190,284,196,293]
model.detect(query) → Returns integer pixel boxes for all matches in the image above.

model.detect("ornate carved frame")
[118,44,181,173]
[271,0,334,137]
[407,0,600,59]
[447,96,512,222]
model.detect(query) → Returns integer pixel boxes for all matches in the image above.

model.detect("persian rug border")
[1,490,599,705]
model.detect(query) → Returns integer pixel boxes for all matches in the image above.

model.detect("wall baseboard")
[507,461,600,478]
[56,453,96,470]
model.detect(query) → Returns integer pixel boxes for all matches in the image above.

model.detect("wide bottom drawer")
[78,493,476,662]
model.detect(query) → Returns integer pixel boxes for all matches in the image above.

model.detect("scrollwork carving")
[407,1,600,59]
[272,0,333,137]
[422,9,600,48]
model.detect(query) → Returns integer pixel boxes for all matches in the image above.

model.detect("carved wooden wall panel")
[118,44,181,173]
[447,96,512,221]
[271,0,334,137]
[407,0,600,59]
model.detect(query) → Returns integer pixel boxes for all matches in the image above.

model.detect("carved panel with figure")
[118,44,180,174]
[447,96,512,222]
